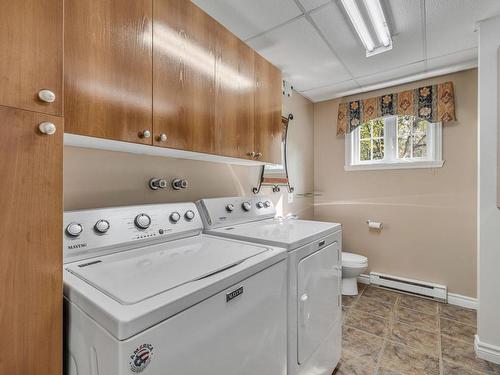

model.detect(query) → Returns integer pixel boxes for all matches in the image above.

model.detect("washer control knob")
[66,222,83,237]
[242,201,252,211]
[94,220,110,233]
[184,210,195,221]
[264,200,272,208]
[134,214,151,229]
[256,201,264,209]
[170,212,181,223]
[226,204,235,212]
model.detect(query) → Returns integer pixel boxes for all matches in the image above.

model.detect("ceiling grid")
[192,0,500,102]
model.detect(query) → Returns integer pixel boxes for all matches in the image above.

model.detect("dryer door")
[297,241,340,364]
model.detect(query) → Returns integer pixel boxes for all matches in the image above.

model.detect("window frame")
[345,116,444,171]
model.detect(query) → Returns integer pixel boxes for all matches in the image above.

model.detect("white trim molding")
[345,160,444,171]
[475,335,500,365]
[448,293,479,310]
[326,61,477,100]
[358,273,370,285]
[356,275,478,310]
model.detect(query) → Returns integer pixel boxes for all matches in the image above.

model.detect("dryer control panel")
[63,202,203,263]
[196,196,276,229]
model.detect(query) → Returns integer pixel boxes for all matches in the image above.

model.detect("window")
[345,116,443,171]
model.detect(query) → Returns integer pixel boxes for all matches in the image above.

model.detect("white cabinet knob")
[158,133,167,142]
[38,122,56,135]
[140,130,151,138]
[38,89,56,103]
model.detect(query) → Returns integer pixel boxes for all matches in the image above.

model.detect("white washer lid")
[65,237,268,305]
[342,252,368,267]
[205,219,341,250]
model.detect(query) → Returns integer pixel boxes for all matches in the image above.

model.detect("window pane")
[360,123,370,139]
[372,120,384,138]
[360,140,371,161]
[413,119,428,134]
[397,116,412,137]
[373,139,384,160]
[398,137,412,158]
[413,133,427,158]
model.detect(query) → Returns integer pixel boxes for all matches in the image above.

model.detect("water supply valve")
[172,178,188,190]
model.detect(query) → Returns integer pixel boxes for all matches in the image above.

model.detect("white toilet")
[341,252,368,295]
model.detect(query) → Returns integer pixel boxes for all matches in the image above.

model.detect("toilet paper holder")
[366,220,383,229]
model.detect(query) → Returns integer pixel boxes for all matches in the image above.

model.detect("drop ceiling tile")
[247,17,352,91]
[191,0,302,40]
[300,79,360,102]
[425,0,500,58]
[298,0,330,12]
[311,1,424,78]
[356,61,426,87]
[426,48,478,71]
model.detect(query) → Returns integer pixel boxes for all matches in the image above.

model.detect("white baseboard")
[358,274,370,285]
[448,292,479,310]
[475,335,500,364]
[357,274,478,310]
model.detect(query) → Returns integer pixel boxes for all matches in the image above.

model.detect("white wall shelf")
[64,133,269,166]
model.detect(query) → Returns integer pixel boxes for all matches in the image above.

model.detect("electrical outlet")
[288,192,294,203]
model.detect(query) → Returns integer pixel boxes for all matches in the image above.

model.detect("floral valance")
[337,81,456,135]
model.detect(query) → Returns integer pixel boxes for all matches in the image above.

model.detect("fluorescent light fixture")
[340,0,392,56]
[363,0,391,47]
[340,0,375,52]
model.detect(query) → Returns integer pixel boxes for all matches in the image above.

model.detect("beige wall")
[313,69,478,297]
[64,91,315,219]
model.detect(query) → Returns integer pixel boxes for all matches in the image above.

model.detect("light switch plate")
[288,192,294,203]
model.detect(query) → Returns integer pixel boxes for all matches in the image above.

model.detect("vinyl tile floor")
[333,284,500,375]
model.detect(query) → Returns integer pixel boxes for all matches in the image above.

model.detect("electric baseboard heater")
[369,272,447,302]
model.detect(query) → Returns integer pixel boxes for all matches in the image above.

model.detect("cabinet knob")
[38,122,56,135]
[140,130,151,139]
[38,89,56,103]
[157,133,167,142]
[255,152,263,159]
[247,151,256,158]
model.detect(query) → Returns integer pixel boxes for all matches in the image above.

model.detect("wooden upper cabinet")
[213,24,256,160]
[0,105,62,375]
[153,0,216,153]
[254,53,283,164]
[64,0,153,145]
[0,0,63,115]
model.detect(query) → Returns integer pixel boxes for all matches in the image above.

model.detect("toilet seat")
[342,252,368,268]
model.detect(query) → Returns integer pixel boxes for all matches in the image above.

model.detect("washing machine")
[63,202,288,375]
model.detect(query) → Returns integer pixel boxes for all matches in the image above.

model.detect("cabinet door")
[254,54,283,164]
[153,0,216,153]
[64,0,153,144]
[0,106,62,375]
[214,25,255,160]
[0,0,62,115]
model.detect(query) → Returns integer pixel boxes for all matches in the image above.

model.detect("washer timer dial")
[134,214,151,229]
